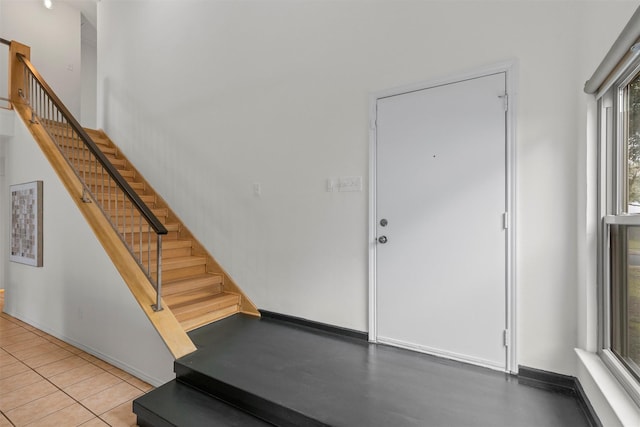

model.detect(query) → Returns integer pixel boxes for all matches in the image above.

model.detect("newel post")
[9,41,30,106]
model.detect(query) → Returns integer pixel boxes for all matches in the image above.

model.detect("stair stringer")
[13,101,197,359]
[87,129,261,318]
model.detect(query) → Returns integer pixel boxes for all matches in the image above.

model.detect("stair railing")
[15,52,167,311]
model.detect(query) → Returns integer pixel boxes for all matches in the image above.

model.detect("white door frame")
[368,61,518,374]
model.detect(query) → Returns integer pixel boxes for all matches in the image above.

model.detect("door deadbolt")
[378,236,388,244]
[380,219,388,227]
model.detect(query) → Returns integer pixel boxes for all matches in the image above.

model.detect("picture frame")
[10,181,43,267]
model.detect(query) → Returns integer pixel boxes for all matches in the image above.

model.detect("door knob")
[378,236,388,244]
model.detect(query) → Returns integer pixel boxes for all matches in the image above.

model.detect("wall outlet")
[338,176,362,192]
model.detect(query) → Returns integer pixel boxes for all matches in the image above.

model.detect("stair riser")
[50,134,111,148]
[62,154,126,167]
[109,208,167,220]
[163,284,223,301]
[96,205,157,217]
[106,205,162,215]
[180,305,239,331]
[162,276,223,297]
[74,167,130,179]
[77,170,135,180]
[63,151,127,171]
[173,363,321,427]
[132,238,187,251]
[55,144,117,158]
[165,290,225,307]
[155,265,207,282]
[136,247,192,263]
[175,303,239,323]
[47,132,111,145]
[109,216,167,228]
[85,180,144,191]
[120,232,179,245]
[117,229,179,241]
[53,136,114,148]
[93,194,155,204]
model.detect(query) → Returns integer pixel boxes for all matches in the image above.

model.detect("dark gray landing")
[135,314,593,426]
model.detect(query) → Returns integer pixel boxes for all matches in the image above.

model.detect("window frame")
[598,55,640,407]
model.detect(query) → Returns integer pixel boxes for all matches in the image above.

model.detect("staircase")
[65,127,258,332]
[8,40,258,359]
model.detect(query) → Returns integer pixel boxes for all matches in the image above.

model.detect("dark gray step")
[172,314,592,427]
[133,379,272,427]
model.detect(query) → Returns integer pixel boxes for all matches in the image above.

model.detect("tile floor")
[0,291,152,426]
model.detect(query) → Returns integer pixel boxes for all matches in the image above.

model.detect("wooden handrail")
[0,38,10,46]
[17,53,168,236]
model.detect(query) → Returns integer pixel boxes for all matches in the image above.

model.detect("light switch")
[326,178,337,192]
[338,176,362,192]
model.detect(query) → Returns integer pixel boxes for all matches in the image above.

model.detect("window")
[600,58,640,404]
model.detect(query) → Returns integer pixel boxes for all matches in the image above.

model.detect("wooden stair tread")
[56,142,117,155]
[179,305,239,332]
[102,192,155,202]
[165,288,225,307]
[163,274,223,296]
[172,293,240,331]
[105,206,166,216]
[88,181,145,191]
[67,155,125,166]
[172,292,239,316]
[133,238,190,252]
[162,255,207,271]
[116,222,180,233]
[81,168,134,178]
[110,215,170,226]
[54,135,111,148]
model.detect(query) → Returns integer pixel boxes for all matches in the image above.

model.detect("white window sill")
[575,348,640,427]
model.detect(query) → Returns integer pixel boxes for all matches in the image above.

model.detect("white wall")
[0,108,13,291]
[81,36,97,128]
[0,0,81,118]
[95,0,639,376]
[2,112,175,385]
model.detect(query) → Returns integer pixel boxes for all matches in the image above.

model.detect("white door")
[375,72,508,370]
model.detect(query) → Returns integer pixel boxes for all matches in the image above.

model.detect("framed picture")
[10,181,43,267]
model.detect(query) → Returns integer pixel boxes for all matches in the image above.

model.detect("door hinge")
[503,212,509,230]
[503,329,510,347]
[499,93,509,111]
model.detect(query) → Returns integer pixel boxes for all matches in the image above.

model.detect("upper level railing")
[10,43,167,311]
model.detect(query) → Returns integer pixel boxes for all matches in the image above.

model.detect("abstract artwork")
[10,181,43,267]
